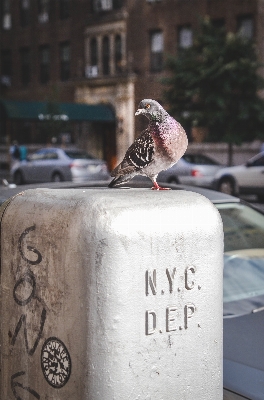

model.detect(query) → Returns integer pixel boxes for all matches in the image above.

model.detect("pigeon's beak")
[135,108,144,116]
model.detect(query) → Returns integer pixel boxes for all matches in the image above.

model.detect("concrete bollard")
[0,188,223,399]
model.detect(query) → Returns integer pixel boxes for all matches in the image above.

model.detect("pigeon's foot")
[151,182,171,191]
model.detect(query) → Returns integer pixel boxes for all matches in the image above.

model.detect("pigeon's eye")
[145,104,151,109]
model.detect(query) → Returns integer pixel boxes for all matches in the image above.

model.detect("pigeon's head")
[135,99,167,122]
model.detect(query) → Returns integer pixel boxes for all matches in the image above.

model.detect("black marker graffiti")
[10,225,71,399]
[11,371,40,399]
[18,225,42,265]
[13,271,36,306]
[41,337,72,388]
[11,308,47,356]
[10,226,45,398]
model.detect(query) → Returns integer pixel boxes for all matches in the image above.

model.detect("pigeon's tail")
[108,174,131,188]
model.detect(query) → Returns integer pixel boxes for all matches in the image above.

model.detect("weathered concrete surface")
[0,188,223,399]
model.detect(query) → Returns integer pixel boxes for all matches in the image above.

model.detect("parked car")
[10,148,110,185]
[158,153,223,189]
[1,180,264,399]
[214,151,264,201]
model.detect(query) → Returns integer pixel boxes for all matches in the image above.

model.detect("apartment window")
[150,31,163,72]
[178,26,193,49]
[85,38,98,78]
[38,0,50,23]
[20,0,30,27]
[93,0,123,11]
[212,19,225,30]
[1,49,12,86]
[115,34,122,73]
[102,36,110,75]
[93,0,112,12]
[60,0,70,19]
[39,45,50,84]
[113,0,123,8]
[2,0,12,30]
[90,38,98,67]
[60,42,70,81]
[20,47,31,86]
[237,15,254,39]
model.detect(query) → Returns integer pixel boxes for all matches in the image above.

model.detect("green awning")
[0,99,115,122]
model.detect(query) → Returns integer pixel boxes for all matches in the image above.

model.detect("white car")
[214,151,264,201]
[11,148,110,185]
[158,153,223,189]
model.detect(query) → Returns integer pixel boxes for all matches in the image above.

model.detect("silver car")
[11,148,110,185]
[158,153,223,189]
[214,151,264,201]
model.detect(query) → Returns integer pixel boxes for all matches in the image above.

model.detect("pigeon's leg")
[151,178,171,191]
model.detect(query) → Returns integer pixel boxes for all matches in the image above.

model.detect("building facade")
[1,0,263,167]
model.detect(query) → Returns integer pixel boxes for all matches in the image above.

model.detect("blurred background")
[1,0,264,177]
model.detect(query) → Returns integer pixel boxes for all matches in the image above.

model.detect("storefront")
[0,99,116,169]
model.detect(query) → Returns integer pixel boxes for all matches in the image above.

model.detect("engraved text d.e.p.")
[145,267,199,335]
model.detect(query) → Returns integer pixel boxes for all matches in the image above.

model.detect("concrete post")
[0,188,223,399]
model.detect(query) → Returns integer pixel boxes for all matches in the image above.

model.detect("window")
[20,47,30,86]
[39,45,50,84]
[250,155,264,167]
[2,0,11,30]
[102,36,110,75]
[93,0,113,12]
[178,26,193,49]
[60,0,70,19]
[90,38,98,66]
[93,0,122,12]
[1,49,12,86]
[212,19,225,30]
[150,31,163,72]
[38,0,50,23]
[237,15,253,39]
[20,0,30,27]
[86,37,98,78]
[60,42,70,81]
[115,34,122,73]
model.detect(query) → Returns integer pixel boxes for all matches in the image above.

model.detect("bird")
[108,99,188,190]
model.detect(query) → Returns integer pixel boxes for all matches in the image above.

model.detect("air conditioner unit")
[94,0,113,11]
[38,12,49,23]
[1,75,11,87]
[85,65,98,78]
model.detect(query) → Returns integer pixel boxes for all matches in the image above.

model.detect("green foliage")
[162,17,264,144]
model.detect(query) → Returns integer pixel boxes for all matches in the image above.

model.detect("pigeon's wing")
[111,129,154,177]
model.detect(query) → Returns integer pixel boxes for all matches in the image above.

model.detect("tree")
[162,17,264,165]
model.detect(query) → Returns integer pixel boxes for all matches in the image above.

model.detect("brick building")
[1,0,263,167]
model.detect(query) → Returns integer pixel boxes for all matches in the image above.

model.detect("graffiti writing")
[18,225,42,265]
[11,371,40,400]
[11,308,47,356]
[9,225,71,399]
[10,226,44,399]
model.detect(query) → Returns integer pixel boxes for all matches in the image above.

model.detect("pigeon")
[108,99,188,190]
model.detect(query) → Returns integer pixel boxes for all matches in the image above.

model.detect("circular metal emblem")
[41,337,71,388]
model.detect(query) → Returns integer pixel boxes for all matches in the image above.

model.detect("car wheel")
[168,177,179,184]
[14,170,24,185]
[218,178,236,195]
[51,172,63,182]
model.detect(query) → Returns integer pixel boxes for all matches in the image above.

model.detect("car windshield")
[216,203,264,317]
[183,154,220,165]
[65,150,95,160]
